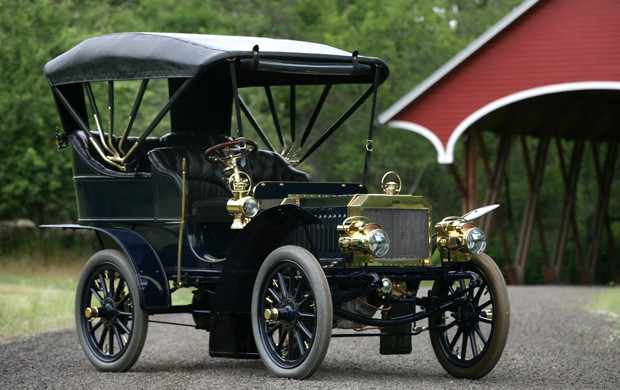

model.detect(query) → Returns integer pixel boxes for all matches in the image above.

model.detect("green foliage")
[0,0,524,224]
[10,0,613,285]
[0,1,71,223]
[0,0,613,286]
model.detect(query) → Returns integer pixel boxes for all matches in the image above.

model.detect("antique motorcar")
[44,33,509,380]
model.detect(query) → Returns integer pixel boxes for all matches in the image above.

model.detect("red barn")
[379,0,620,284]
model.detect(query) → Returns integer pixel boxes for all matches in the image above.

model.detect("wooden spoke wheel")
[75,250,148,372]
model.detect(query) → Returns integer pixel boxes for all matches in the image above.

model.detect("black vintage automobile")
[44,33,509,380]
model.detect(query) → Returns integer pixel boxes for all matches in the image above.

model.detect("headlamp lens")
[368,229,390,257]
[242,197,259,217]
[466,227,486,254]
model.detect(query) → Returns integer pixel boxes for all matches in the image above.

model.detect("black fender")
[42,224,170,311]
[212,204,321,312]
[208,204,320,358]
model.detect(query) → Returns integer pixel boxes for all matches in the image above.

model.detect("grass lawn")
[0,254,82,340]
[587,287,620,336]
[0,251,193,342]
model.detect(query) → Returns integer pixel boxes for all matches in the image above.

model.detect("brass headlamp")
[226,171,259,229]
[338,216,390,257]
[435,216,486,261]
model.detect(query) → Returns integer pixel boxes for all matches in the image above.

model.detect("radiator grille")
[362,208,430,260]
[284,211,345,256]
[283,206,430,261]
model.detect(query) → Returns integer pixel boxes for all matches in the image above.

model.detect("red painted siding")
[394,0,620,147]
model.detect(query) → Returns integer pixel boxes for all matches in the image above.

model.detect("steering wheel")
[204,139,258,165]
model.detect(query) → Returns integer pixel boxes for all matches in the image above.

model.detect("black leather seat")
[148,147,230,218]
[161,131,230,148]
[249,151,312,182]
[148,146,312,220]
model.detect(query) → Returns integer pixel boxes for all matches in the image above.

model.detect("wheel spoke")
[293,274,304,301]
[277,272,289,299]
[297,310,315,320]
[473,282,487,304]
[460,329,469,360]
[297,293,311,308]
[479,316,493,324]
[267,287,283,305]
[108,326,115,355]
[275,329,287,355]
[478,299,492,310]
[113,277,126,301]
[441,318,459,331]
[449,327,463,349]
[108,271,115,299]
[283,330,292,358]
[469,331,479,357]
[286,269,295,298]
[267,322,280,336]
[297,319,314,339]
[114,326,125,350]
[474,323,489,345]
[89,287,105,304]
[97,327,108,350]
[115,318,131,335]
[98,273,109,298]
[294,328,306,357]
[89,318,103,334]
[117,293,131,308]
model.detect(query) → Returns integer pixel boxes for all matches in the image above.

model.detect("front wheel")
[429,254,510,379]
[251,246,332,379]
[75,249,148,372]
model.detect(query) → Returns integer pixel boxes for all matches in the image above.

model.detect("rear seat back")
[250,151,312,182]
[69,130,312,184]
[68,130,163,175]
[148,147,230,200]
[148,146,312,219]
[160,131,231,148]
[148,147,230,220]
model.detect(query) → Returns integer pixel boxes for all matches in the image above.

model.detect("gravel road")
[1,286,618,389]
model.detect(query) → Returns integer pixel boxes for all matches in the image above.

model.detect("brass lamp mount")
[381,171,402,195]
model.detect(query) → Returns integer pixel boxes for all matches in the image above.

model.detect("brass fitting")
[381,171,402,195]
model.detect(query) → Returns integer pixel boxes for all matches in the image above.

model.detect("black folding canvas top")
[44,32,388,86]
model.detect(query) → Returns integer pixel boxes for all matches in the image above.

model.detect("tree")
[0,0,526,224]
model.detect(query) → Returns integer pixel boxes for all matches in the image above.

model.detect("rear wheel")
[429,254,510,379]
[251,246,332,379]
[75,249,148,372]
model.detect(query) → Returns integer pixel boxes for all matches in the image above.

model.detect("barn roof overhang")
[379,0,620,164]
[469,83,620,142]
[387,82,620,163]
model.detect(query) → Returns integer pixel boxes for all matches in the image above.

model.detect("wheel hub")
[264,299,299,330]
[279,299,299,330]
[104,299,119,326]
[84,299,118,327]
[454,299,478,330]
